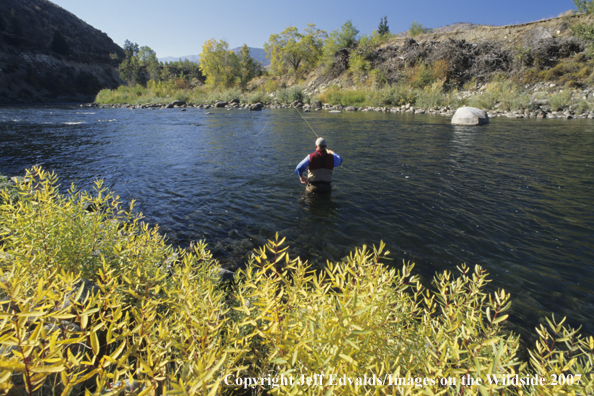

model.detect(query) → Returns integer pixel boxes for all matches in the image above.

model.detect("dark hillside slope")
[0,0,124,103]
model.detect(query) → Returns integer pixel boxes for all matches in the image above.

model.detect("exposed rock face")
[291,15,591,94]
[451,107,489,125]
[215,101,228,108]
[250,103,263,111]
[0,0,124,103]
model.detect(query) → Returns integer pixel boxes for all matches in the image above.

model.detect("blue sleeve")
[296,155,310,177]
[333,153,343,167]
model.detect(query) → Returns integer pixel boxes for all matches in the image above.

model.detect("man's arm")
[326,149,343,167]
[295,155,310,184]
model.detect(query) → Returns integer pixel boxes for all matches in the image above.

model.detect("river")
[1,105,593,340]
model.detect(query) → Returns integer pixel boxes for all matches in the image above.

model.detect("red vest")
[309,149,334,171]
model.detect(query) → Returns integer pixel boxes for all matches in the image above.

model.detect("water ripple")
[1,106,593,339]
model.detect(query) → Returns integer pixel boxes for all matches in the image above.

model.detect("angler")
[295,137,343,193]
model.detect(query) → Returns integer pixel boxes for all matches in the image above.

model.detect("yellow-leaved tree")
[264,24,326,76]
[199,39,239,89]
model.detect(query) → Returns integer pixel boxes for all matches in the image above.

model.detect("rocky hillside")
[0,0,124,103]
[263,14,593,95]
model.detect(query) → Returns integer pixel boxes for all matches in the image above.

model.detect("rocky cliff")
[0,0,124,103]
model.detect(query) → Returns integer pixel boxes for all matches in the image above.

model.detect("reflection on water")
[0,106,593,341]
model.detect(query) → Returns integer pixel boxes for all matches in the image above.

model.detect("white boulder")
[451,107,489,126]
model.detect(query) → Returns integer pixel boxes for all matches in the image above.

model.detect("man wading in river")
[295,137,343,193]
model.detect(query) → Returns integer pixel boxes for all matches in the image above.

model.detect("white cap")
[315,137,327,147]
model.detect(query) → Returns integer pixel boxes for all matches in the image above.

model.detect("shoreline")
[3,99,593,120]
[91,99,594,120]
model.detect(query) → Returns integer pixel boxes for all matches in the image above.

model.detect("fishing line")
[293,107,319,138]
[252,120,269,137]
[293,107,352,173]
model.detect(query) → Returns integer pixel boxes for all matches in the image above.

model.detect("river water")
[1,105,593,340]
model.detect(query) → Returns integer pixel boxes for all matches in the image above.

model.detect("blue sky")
[51,0,578,58]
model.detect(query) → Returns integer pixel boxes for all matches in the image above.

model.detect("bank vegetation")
[96,4,594,117]
[1,169,593,395]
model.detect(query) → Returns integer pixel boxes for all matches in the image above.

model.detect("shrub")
[379,83,417,106]
[233,237,594,395]
[576,65,592,80]
[463,77,479,91]
[468,92,496,110]
[315,86,369,106]
[1,168,594,395]
[571,19,594,54]
[322,20,360,68]
[468,81,529,111]
[265,79,280,93]
[549,90,573,111]
[540,63,569,81]
[0,167,245,395]
[578,98,594,112]
[409,21,427,37]
[247,90,268,104]
[415,81,445,108]
[0,175,18,205]
[218,87,243,102]
[348,51,370,81]
[277,86,307,103]
[174,78,189,90]
[357,31,395,56]
[432,59,449,82]
[409,62,435,89]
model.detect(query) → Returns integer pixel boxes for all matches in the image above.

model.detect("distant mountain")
[235,47,269,67]
[158,47,270,67]
[0,0,124,103]
[159,54,201,63]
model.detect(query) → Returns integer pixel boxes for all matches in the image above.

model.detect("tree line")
[115,16,407,91]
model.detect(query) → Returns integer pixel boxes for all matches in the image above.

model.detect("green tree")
[574,0,594,14]
[572,1,594,53]
[160,63,172,81]
[378,16,389,36]
[119,40,141,85]
[138,46,160,81]
[123,39,139,60]
[264,24,326,75]
[237,44,261,89]
[137,46,156,65]
[409,21,427,37]
[322,20,360,67]
[50,30,70,56]
[199,39,239,88]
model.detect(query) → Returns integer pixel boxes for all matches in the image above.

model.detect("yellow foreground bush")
[0,167,593,395]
